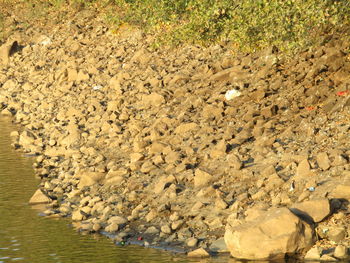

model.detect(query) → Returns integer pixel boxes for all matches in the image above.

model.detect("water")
[0,117,234,263]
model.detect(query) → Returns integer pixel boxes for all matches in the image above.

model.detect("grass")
[1,0,350,54]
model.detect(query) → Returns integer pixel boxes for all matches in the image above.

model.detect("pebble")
[186,237,198,247]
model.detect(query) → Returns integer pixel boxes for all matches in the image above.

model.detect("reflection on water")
[0,117,236,263]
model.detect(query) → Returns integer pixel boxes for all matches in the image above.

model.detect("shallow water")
[0,117,236,263]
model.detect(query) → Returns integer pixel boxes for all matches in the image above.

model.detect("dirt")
[1,2,350,260]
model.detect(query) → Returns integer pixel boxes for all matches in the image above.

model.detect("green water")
[0,117,235,263]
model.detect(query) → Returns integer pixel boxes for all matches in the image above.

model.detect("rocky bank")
[1,4,350,261]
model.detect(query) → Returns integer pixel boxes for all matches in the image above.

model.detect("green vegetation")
[1,0,350,53]
[104,0,350,52]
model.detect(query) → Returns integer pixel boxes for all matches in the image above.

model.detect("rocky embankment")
[1,6,350,261]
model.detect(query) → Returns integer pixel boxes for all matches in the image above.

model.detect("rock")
[209,238,229,253]
[142,93,165,108]
[154,176,174,194]
[320,254,337,261]
[316,152,331,170]
[244,207,267,222]
[130,153,144,163]
[72,210,84,221]
[224,207,315,260]
[161,224,172,234]
[194,169,213,188]
[334,245,349,259]
[171,220,183,230]
[296,159,311,177]
[329,185,350,200]
[19,131,35,149]
[290,198,331,223]
[29,189,51,204]
[304,246,321,260]
[186,237,198,247]
[187,248,210,258]
[105,222,119,233]
[227,154,242,170]
[1,108,12,116]
[67,68,78,82]
[92,223,101,232]
[108,216,127,225]
[0,40,19,65]
[76,70,89,82]
[144,226,159,234]
[76,171,105,189]
[174,122,198,134]
[215,197,228,209]
[145,209,158,222]
[327,226,346,243]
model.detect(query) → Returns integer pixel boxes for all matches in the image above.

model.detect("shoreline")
[1,3,350,261]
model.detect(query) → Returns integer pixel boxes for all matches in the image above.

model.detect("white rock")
[225,89,241,100]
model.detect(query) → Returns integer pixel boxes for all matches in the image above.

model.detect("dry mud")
[1,4,350,261]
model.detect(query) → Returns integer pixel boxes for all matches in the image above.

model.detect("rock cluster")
[0,4,350,261]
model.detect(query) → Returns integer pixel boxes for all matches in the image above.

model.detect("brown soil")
[1,2,350,260]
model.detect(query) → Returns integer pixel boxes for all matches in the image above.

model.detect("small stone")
[334,245,349,259]
[227,154,242,170]
[194,169,212,188]
[171,220,183,230]
[1,108,12,116]
[316,152,331,171]
[209,238,229,253]
[130,153,144,163]
[67,68,78,82]
[145,226,159,234]
[290,198,330,223]
[92,223,101,232]
[330,185,350,200]
[169,212,180,221]
[187,248,210,258]
[76,70,89,82]
[320,254,337,261]
[77,171,105,189]
[215,198,228,209]
[161,224,172,234]
[327,227,346,243]
[296,159,311,177]
[304,246,321,260]
[175,122,198,134]
[186,237,198,247]
[108,216,127,225]
[0,40,18,65]
[29,189,51,204]
[145,209,158,222]
[72,210,84,221]
[142,93,165,108]
[105,222,119,233]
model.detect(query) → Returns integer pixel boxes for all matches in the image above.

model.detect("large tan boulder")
[224,207,315,260]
